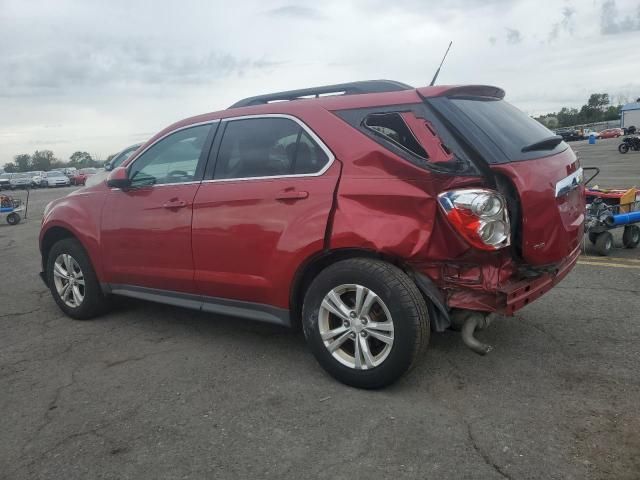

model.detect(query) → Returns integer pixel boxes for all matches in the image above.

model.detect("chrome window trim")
[109,180,201,191]
[202,113,335,183]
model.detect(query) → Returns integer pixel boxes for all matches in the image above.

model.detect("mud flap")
[413,272,450,332]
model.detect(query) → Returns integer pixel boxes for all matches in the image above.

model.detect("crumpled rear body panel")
[326,120,578,327]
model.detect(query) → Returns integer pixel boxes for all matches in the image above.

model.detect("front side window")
[129,124,211,186]
[214,117,329,180]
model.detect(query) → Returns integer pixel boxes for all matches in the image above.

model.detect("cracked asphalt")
[1,138,639,479]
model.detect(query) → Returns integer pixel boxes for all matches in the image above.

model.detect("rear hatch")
[424,88,584,266]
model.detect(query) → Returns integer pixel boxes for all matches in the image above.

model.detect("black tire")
[594,232,613,256]
[588,232,598,244]
[618,143,629,154]
[302,258,430,389]
[6,213,20,225]
[622,225,640,249]
[46,238,109,320]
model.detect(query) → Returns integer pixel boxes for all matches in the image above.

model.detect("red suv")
[39,80,584,388]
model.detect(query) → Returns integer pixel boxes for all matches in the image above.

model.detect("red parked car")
[39,80,585,388]
[70,168,98,186]
[597,128,623,139]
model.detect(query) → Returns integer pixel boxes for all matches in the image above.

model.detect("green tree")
[587,93,610,112]
[69,151,94,168]
[31,150,56,171]
[3,162,17,173]
[14,154,31,172]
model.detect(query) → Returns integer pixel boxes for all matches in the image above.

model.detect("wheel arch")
[40,226,79,275]
[289,248,450,330]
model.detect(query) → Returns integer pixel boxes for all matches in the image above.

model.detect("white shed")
[621,102,640,128]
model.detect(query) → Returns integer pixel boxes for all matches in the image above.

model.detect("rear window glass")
[450,98,558,158]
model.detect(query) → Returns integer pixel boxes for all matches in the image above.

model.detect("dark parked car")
[39,80,584,388]
[0,173,10,190]
[555,128,583,142]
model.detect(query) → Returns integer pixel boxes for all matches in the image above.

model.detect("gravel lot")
[1,138,639,479]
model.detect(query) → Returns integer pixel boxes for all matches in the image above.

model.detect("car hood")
[85,171,108,187]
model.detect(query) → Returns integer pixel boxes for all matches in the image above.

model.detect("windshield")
[0,173,11,179]
[46,171,65,177]
[111,144,142,169]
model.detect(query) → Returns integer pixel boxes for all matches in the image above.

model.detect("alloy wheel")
[318,284,394,370]
[53,253,85,308]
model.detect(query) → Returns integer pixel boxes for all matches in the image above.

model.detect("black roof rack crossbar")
[228,79,413,108]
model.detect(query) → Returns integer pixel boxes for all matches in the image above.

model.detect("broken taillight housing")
[437,189,510,250]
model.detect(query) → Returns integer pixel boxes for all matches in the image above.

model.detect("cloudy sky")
[1,0,640,165]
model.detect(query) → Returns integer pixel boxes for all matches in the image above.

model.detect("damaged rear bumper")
[499,245,580,315]
[415,244,581,320]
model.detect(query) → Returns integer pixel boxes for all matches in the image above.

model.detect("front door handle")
[162,199,188,209]
[275,190,309,201]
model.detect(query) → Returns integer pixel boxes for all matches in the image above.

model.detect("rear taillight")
[438,189,510,250]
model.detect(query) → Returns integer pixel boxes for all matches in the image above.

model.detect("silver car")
[9,173,32,189]
[44,171,71,187]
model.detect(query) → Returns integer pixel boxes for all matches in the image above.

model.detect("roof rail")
[228,79,413,108]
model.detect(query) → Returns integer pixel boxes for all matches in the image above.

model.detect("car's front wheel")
[46,238,109,319]
[302,258,429,389]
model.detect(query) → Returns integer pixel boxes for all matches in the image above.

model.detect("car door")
[192,115,339,311]
[101,122,217,293]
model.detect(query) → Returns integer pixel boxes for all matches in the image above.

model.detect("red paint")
[491,149,585,265]
[40,83,583,320]
[100,183,200,292]
[191,163,340,308]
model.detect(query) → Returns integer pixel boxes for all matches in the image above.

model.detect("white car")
[28,171,46,187]
[44,171,71,187]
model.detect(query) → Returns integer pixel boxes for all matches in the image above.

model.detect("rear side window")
[214,117,329,180]
[449,97,560,159]
[363,113,428,160]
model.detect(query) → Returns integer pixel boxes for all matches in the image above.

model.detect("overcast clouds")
[1,0,640,163]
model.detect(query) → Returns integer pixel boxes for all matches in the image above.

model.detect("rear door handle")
[162,199,188,209]
[275,190,309,201]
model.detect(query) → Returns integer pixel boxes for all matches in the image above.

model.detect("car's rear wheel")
[302,258,429,389]
[619,144,629,154]
[46,238,109,319]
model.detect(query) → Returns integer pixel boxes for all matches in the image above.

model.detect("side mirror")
[106,167,131,189]
[104,162,113,171]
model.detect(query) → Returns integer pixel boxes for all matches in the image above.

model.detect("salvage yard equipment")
[585,185,640,255]
[0,191,28,226]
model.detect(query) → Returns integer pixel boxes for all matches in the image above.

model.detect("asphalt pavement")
[1,138,639,479]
